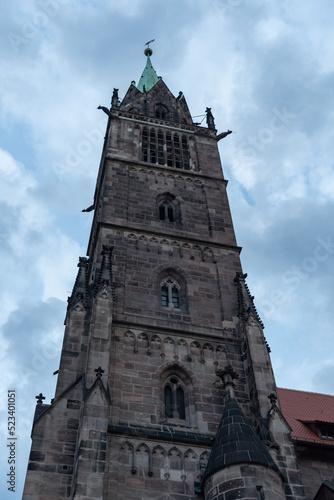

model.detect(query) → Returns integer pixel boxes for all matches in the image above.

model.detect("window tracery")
[159,200,175,222]
[161,277,180,308]
[141,127,191,169]
[164,376,185,420]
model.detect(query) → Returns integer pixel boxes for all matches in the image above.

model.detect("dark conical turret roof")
[203,397,280,483]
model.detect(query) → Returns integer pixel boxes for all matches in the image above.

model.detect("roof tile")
[278,388,334,445]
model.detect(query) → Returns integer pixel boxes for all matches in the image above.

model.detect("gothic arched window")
[161,277,180,309]
[141,128,191,169]
[156,104,168,119]
[164,376,185,420]
[159,200,175,222]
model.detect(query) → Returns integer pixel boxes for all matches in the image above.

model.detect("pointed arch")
[152,445,166,474]
[190,341,201,357]
[199,451,209,471]
[156,267,188,313]
[168,447,182,470]
[203,343,214,361]
[151,335,162,351]
[184,449,197,472]
[177,339,189,361]
[119,441,134,468]
[155,104,168,120]
[164,337,175,345]
[156,192,181,224]
[135,443,150,473]
[158,363,196,427]
[138,332,149,342]
[124,331,135,348]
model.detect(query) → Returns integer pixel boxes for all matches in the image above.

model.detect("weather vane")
[145,39,155,48]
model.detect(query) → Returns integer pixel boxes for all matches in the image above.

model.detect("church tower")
[23,48,306,500]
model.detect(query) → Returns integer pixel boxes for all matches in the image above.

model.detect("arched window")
[156,104,168,119]
[164,376,185,420]
[160,365,195,426]
[156,193,180,225]
[141,128,191,169]
[159,200,174,222]
[161,277,180,308]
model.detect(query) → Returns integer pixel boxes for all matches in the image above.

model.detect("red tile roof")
[278,388,334,446]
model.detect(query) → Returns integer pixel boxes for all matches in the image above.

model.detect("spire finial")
[137,43,159,93]
[144,39,155,57]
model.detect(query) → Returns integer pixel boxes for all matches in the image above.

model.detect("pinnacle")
[94,245,113,295]
[68,257,89,309]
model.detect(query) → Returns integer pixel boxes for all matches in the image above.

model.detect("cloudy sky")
[1,0,334,497]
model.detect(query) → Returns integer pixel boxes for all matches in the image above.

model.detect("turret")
[202,367,286,500]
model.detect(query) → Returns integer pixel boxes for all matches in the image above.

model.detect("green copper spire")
[137,47,160,93]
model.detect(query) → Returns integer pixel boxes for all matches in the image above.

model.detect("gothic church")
[23,48,332,500]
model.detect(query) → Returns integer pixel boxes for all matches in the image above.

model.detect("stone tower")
[23,48,306,500]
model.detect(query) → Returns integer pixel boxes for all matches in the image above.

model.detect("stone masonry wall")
[296,446,334,500]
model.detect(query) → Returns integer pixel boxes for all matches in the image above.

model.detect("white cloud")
[0,147,83,320]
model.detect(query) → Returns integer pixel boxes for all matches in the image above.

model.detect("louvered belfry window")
[142,128,190,169]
